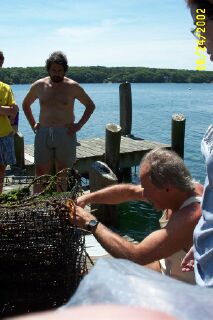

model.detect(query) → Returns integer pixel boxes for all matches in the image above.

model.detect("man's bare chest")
[39,87,75,106]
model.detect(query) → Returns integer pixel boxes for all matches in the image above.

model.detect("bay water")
[12,83,212,240]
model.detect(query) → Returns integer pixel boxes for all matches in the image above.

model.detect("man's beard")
[50,75,64,83]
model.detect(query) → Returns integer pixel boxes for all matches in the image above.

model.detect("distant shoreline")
[1,66,213,84]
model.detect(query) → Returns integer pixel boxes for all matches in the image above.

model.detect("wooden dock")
[23,136,170,175]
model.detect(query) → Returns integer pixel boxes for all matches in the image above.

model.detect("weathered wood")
[119,82,132,136]
[105,123,121,175]
[89,161,118,226]
[171,114,185,158]
[13,132,25,169]
[119,83,133,180]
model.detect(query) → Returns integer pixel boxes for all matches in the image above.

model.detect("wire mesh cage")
[0,169,88,318]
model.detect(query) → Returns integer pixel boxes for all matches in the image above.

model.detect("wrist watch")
[86,219,99,232]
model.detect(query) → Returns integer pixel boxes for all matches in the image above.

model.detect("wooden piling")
[89,161,118,226]
[171,114,185,158]
[119,82,132,136]
[14,132,25,169]
[105,123,121,175]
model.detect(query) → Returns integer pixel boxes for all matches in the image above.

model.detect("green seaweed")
[0,187,30,204]
[0,168,82,207]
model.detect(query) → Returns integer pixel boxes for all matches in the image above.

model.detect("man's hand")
[76,195,88,208]
[67,203,96,230]
[66,123,81,136]
[181,246,194,272]
[33,122,40,133]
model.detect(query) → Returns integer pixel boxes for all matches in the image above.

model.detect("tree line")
[0,66,213,84]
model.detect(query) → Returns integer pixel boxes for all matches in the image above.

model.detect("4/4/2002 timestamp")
[194,8,207,71]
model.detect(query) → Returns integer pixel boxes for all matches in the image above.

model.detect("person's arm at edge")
[22,83,38,132]
[0,104,18,117]
[77,184,146,207]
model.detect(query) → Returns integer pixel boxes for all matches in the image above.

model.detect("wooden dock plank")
[22,136,170,175]
[77,143,104,156]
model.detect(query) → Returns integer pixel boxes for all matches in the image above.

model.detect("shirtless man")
[23,51,95,193]
[68,148,203,283]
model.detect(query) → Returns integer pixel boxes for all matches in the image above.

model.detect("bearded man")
[23,51,95,193]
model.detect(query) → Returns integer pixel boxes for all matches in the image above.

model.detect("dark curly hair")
[45,51,68,72]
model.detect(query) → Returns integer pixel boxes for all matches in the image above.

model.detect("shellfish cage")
[0,172,88,318]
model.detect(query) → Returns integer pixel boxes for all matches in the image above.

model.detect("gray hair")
[140,148,195,192]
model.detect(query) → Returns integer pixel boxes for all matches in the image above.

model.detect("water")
[12,83,212,241]
[117,201,162,242]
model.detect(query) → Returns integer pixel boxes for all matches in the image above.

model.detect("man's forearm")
[93,223,136,260]
[77,184,144,207]
[23,104,36,131]
[72,204,137,260]
[77,103,95,129]
[70,203,167,265]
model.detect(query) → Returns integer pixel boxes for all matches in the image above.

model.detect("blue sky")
[1,0,212,70]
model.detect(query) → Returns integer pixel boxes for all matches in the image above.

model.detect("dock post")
[119,82,132,136]
[89,161,118,226]
[171,114,185,159]
[119,82,133,181]
[105,123,121,176]
[14,132,25,169]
